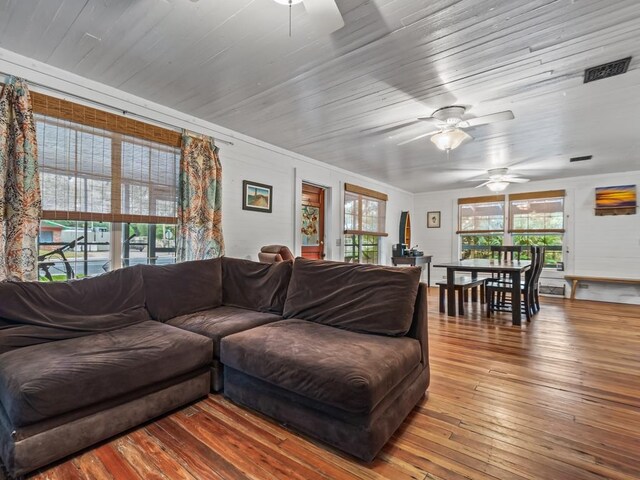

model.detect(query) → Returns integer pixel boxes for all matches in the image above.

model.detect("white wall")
[0,48,412,266]
[413,171,640,304]
[222,141,413,264]
[2,47,637,300]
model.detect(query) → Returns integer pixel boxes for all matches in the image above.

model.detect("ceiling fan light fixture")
[486,181,509,192]
[430,129,470,151]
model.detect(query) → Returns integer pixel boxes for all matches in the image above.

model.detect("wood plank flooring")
[29,293,640,480]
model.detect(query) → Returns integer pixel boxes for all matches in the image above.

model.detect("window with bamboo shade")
[508,190,566,267]
[36,113,179,224]
[30,92,182,281]
[456,191,566,267]
[343,184,388,264]
[457,195,506,259]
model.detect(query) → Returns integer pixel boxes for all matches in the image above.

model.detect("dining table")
[433,259,532,326]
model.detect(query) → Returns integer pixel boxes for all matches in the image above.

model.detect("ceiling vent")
[570,155,592,163]
[584,57,631,83]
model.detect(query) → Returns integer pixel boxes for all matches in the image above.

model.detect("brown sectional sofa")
[0,266,213,478]
[0,256,429,477]
[222,257,430,461]
[144,256,292,391]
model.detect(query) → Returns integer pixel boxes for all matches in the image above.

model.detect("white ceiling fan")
[397,106,515,150]
[273,0,345,35]
[474,168,530,192]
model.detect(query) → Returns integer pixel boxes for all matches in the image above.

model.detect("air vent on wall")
[584,57,631,83]
[570,155,593,163]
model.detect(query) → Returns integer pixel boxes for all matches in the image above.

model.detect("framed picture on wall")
[427,211,441,228]
[242,180,273,213]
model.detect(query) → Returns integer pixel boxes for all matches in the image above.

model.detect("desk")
[392,255,432,286]
[433,259,532,326]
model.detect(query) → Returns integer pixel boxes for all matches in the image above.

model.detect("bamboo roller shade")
[458,194,505,205]
[344,183,388,201]
[344,229,389,237]
[458,191,565,205]
[30,91,182,148]
[509,190,566,201]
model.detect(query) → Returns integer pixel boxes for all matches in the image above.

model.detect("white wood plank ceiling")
[1,0,639,192]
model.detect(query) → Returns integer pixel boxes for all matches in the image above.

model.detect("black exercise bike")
[38,236,84,282]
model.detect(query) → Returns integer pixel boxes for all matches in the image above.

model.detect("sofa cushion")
[220,319,421,414]
[166,306,281,358]
[140,258,222,321]
[283,258,422,336]
[0,321,211,427]
[0,267,150,355]
[222,257,292,314]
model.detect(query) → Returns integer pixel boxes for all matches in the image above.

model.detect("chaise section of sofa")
[143,257,292,391]
[0,267,213,478]
[221,257,430,462]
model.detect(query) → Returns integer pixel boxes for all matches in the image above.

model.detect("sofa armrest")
[407,282,428,366]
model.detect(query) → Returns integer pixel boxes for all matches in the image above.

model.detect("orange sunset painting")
[595,185,637,208]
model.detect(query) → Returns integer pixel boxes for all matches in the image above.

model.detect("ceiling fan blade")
[418,117,440,124]
[475,180,491,188]
[303,0,344,33]
[397,130,441,146]
[465,110,514,128]
[508,177,530,183]
[360,120,420,135]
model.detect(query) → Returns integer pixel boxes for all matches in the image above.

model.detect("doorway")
[301,183,326,260]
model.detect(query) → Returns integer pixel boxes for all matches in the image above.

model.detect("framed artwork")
[427,211,441,228]
[595,184,636,216]
[242,180,273,213]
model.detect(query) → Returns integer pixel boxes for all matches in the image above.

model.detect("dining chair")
[489,245,524,305]
[530,246,546,313]
[490,245,523,262]
[486,246,544,322]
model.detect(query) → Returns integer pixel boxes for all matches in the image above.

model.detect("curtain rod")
[0,72,234,146]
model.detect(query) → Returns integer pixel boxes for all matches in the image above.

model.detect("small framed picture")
[243,180,273,213]
[427,211,441,228]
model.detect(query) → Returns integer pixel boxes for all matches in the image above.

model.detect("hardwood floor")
[30,293,640,480]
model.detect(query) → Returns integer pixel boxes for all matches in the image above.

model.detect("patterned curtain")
[0,77,41,281]
[177,132,224,261]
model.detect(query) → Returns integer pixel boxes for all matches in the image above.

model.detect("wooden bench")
[565,275,640,300]
[436,276,485,315]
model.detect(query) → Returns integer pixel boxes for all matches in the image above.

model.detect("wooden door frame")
[301,182,326,260]
[293,172,331,260]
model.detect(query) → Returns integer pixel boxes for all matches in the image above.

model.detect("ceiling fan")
[474,168,530,192]
[273,0,344,35]
[397,106,515,151]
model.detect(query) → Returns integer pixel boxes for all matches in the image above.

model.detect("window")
[457,195,505,259]
[457,190,566,268]
[122,223,177,268]
[37,115,179,223]
[509,190,565,267]
[343,183,388,264]
[37,220,176,282]
[344,234,380,265]
[33,93,181,281]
